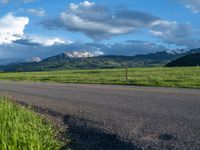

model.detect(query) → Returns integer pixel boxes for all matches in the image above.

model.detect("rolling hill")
[166,53,200,67]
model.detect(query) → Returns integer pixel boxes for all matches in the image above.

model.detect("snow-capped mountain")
[167,49,188,55]
[63,51,95,58]
[25,57,42,63]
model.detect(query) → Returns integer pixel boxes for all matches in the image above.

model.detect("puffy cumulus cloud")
[42,1,161,40]
[0,13,29,44]
[27,8,46,17]
[150,21,200,48]
[182,0,200,13]
[41,1,200,48]
[15,35,73,46]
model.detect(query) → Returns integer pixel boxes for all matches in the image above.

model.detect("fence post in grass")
[122,65,128,82]
[126,66,128,81]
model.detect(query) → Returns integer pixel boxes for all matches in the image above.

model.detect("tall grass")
[0,98,62,150]
[0,67,200,88]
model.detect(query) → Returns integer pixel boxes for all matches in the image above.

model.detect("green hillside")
[166,53,200,67]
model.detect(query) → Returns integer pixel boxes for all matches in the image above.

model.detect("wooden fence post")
[126,66,128,81]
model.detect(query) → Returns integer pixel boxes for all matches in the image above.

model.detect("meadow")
[0,98,63,150]
[0,67,200,88]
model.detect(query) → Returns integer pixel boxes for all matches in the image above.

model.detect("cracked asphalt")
[0,80,200,149]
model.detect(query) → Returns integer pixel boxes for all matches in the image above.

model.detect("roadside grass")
[0,97,63,150]
[0,67,200,88]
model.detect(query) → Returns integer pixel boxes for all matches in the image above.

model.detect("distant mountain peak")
[63,51,95,58]
[167,49,188,55]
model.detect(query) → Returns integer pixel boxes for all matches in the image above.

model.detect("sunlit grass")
[0,67,200,88]
[0,97,63,150]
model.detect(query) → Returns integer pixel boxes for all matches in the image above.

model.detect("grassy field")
[0,97,63,150]
[0,67,200,88]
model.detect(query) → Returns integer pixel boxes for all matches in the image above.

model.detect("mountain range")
[1,48,200,72]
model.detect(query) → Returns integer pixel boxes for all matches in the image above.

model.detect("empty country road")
[1,80,200,149]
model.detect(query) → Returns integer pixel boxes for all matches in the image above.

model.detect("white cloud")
[27,8,46,17]
[60,13,132,35]
[37,37,72,46]
[80,1,95,7]
[17,35,73,46]
[69,1,95,10]
[182,0,200,13]
[149,21,200,48]
[0,13,29,44]
[42,1,200,48]
[43,1,159,40]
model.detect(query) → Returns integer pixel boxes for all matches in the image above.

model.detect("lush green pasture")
[0,98,62,150]
[0,67,200,88]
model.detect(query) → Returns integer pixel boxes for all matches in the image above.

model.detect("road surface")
[0,80,200,149]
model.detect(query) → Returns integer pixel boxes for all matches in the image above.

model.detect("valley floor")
[0,67,200,88]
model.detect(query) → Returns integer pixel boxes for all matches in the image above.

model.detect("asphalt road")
[1,81,200,149]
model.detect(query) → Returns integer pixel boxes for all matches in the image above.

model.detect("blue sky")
[0,0,200,64]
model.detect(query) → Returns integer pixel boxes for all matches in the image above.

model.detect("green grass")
[0,97,63,150]
[0,67,200,88]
